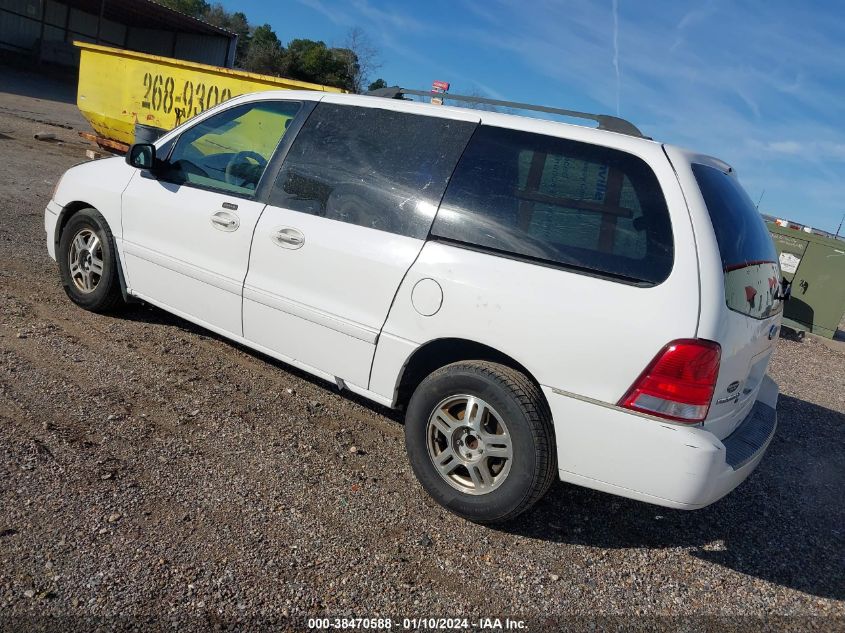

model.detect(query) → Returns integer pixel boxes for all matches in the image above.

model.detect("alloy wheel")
[426,394,513,495]
[68,228,103,294]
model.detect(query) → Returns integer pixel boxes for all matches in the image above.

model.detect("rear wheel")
[58,208,123,313]
[404,361,557,523]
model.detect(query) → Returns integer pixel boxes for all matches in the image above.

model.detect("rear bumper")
[544,375,778,510]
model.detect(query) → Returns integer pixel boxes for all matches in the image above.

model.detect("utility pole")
[755,189,765,210]
[836,212,845,240]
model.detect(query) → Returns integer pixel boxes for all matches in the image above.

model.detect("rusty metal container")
[75,41,343,146]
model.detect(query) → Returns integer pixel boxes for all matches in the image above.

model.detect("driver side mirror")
[126,143,156,170]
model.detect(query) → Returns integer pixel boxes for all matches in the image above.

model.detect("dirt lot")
[1,74,844,631]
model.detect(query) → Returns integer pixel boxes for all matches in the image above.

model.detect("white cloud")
[292,0,845,230]
[767,141,803,155]
[764,140,845,161]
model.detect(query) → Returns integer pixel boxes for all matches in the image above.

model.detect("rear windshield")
[692,163,778,271]
[692,163,782,319]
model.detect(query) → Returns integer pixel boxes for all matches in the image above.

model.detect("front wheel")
[404,361,557,523]
[57,208,123,313]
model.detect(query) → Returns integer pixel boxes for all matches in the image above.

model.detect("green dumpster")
[768,223,845,339]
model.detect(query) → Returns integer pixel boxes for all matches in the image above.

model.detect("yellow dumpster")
[75,41,344,147]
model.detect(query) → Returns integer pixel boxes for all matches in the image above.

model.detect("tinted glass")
[163,100,301,196]
[691,163,778,270]
[270,103,477,239]
[431,126,673,284]
[692,163,782,319]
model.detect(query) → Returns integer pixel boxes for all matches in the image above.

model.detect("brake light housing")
[619,339,721,423]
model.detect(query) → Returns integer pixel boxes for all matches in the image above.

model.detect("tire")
[404,361,557,523]
[57,208,123,313]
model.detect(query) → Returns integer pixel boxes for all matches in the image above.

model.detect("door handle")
[211,210,239,232]
[272,227,305,249]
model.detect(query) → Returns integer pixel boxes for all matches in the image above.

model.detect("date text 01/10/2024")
[306,617,527,630]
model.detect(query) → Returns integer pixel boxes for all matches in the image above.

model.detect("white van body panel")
[547,373,778,509]
[370,238,699,405]
[243,208,426,390]
[121,172,268,336]
[47,156,134,257]
[369,131,700,406]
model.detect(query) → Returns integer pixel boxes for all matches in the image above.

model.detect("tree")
[331,47,359,90]
[156,4,383,91]
[343,27,381,94]
[367,78,388,92]
[203,4,250,66]
[242,25,286,76]
[157,0,209,18]
[243,41,286,76]
[285,39,355,90]
[251,24,282,50]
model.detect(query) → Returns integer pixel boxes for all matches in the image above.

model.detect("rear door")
[242,99,478,389]
[688,161,783,438]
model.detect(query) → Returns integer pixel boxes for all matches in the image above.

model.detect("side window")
[431,126,674,285]
[162,100,301,196]
[269,103,477,239]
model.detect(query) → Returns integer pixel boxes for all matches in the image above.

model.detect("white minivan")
[45,90,782,523]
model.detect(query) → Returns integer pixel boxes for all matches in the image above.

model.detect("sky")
[220,0,845,234]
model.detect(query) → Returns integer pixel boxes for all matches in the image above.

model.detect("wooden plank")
[598,167,625,253]
[514,189,633,219]
[517,151,547,231]
[78,131,129,154]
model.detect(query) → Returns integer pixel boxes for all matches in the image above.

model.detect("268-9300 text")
[140,72,234,124]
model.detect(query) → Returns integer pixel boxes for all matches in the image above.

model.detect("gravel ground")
[1,78,844,632]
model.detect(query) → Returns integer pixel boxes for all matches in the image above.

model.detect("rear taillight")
[619,339,721,423]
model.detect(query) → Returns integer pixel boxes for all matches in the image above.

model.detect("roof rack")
[366,87,646,138]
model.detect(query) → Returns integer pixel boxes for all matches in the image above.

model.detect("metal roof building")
[0,0,237,67]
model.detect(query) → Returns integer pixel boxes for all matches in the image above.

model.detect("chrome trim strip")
[243,284,379,344]
[548,386,706,429]
[129,288,392,409]
[122,241,242,296]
